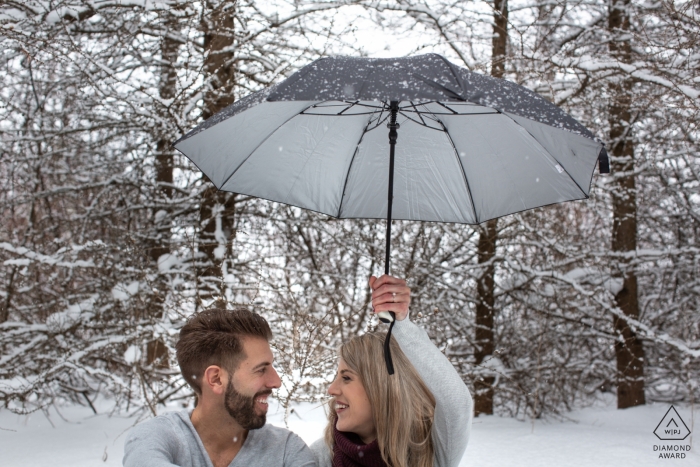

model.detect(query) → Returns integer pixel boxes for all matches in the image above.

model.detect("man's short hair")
[176,308,272,394]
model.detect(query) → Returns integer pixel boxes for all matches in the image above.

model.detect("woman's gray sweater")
[310,318,473,467]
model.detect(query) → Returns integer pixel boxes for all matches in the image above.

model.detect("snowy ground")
[1,399,697,466]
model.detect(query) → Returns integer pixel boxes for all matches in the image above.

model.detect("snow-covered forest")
[1,0,699,425]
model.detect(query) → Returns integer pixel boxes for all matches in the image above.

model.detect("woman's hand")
[369,275,411,321]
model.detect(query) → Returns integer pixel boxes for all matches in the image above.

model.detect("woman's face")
[328,358,376,444]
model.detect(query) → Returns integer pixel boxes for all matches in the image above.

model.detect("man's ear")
[202,365,229,396]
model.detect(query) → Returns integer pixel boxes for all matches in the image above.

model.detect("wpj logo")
[653,406,692,459]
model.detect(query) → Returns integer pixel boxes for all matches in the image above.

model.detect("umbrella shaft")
[385,101,399,275]
[380,101,400,375]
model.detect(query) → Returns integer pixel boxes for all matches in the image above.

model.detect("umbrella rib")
[436,101,459,114]
[410,101,429,127]
[415,102,430,126]
[217,102,319,191]
[400,111,440,129]
[337,101,358,115]
[436,117,479,224]
[366,108,391,132]
[337,112,377,218]
[502,113,589,198]
[303,110,378,116]
[390,102,444,130]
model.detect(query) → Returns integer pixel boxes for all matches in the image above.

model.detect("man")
[123,308,316,467]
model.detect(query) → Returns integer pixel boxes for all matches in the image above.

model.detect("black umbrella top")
[269,54,465,102]
[177,54,595,145]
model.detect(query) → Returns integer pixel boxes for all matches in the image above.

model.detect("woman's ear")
[202,365,228,396]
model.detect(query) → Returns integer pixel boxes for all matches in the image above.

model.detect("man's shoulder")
[127,411,189,440]
[253,423,298,442]
[309,438,326,452]
[245,424,315,466]
[247,423,310,451]
[309,437,330,464]
[123,411,193,467]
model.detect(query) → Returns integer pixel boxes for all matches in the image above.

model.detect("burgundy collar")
[332,426,388,467]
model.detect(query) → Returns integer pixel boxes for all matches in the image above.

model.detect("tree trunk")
[474,0,508,418]
[608,0,645,409]
[149,28,178,267]
[145,23,180,369]
[474,218,498,416]
[202,0,237,121]
[491,0,508,79]
[197,1,238,308]
[0,267,17,323]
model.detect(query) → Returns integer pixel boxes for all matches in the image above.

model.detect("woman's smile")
[335,401,349,413]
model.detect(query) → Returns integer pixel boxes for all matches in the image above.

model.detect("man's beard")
[224,379,271,430]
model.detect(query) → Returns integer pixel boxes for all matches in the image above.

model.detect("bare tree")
[196,0,239,308]
[473,0,509,417]
[607,0,645,409]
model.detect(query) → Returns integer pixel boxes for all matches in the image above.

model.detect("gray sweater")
[122,411,315,467]
[311,318,473,467]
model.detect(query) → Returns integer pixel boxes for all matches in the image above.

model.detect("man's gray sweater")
[122,411,315,467]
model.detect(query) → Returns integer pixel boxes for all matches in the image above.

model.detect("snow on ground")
[1,399,697,466]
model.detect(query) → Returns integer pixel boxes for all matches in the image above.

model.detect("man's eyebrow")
[252,361,271,371]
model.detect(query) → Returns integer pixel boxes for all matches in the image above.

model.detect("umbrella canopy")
[174,54,609,374]
[175,54,608,225]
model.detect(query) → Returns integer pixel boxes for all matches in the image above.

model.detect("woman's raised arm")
[371,275,473,467]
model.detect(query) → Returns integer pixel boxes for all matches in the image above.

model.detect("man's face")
[224,336,281,430]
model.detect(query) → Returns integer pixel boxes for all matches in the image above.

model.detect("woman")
[310,275,473,467]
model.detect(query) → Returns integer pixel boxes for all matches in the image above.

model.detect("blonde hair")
[324,332,436,467]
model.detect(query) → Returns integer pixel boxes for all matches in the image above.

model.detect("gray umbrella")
[174,54,608,373]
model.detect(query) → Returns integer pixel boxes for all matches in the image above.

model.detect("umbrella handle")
[380,312,396,375]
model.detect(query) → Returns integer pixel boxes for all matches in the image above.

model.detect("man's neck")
[190,403,248,467]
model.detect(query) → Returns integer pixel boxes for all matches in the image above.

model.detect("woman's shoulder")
[309,438,332,467]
